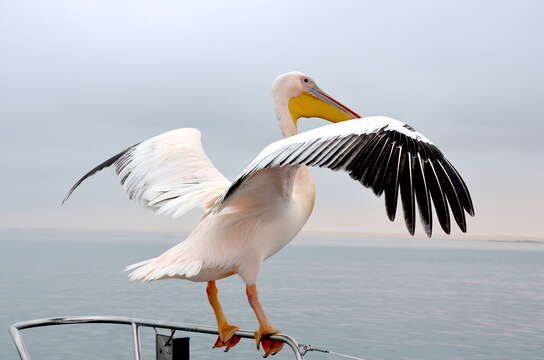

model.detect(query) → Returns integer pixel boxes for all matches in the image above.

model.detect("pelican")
[63,72,474,356]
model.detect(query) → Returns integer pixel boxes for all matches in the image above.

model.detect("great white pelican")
[63,72,474,356]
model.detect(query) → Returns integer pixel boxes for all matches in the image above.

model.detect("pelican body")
[63,72,474,356]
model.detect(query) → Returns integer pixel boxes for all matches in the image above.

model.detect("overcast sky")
[1,0,543,239]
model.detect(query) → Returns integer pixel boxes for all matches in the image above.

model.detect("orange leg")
[206,281,240,351]
[246,284,284,357]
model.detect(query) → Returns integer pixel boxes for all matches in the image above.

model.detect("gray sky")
[1,0,543,238]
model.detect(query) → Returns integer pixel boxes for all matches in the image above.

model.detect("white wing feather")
[63,128,230,218]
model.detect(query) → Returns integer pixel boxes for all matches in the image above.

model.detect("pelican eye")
[303,78,309,83]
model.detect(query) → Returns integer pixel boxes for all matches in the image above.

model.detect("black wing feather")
[62,144,138,204]
[361,136,390,187]
[413,154,432,237]
[435,160,467,232]
[220,121,474,236]
[384,145,402,221]
[399,153,416,235]
[319,135,358,168]
[329,135,364,170]
[441,158,475,216]
[373,142,396,196]
[425,161,451,234]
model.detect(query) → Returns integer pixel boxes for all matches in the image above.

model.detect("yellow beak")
[288,87,360,124]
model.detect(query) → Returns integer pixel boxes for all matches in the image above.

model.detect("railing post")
[9,326,31,360]
[131,322,142,360]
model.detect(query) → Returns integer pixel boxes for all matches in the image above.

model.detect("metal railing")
[9,315,306,360]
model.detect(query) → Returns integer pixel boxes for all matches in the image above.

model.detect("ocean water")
[1,229,543,360]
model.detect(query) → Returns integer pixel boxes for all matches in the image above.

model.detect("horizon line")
[1,225,543,242]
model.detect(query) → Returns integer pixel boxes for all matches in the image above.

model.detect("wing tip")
[386,207,396,222]
[458,218,468,233]
[424,225,432,238]
[60,146,134,205]
[439,214,454,235]
[61,183,81,205]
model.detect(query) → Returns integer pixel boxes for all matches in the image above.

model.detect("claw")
[254,328,283,356]
[213,324,240,351]
[225,335,241,350]
[213,334,241,350]
[213,336,224,348]
[262,339,283,357]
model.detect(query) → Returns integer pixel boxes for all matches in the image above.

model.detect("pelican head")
[272,72,360,126]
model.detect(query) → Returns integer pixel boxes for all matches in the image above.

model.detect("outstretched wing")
[63,128,231,218]
[217,116,474,237]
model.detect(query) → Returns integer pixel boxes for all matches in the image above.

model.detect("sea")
[1,229,543,360]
